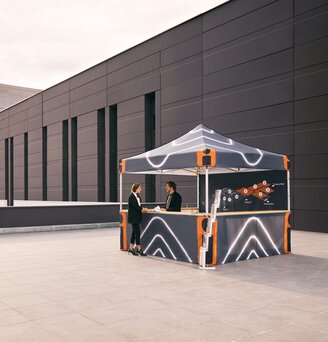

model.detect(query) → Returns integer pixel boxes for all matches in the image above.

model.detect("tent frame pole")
[196,171,200,210]
[119,172,122,211]
[205,166,209,215]
[287,169,290,211]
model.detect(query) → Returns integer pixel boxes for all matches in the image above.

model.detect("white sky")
[0,0,228,90]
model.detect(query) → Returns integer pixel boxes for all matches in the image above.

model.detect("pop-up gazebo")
[119,124,289,214]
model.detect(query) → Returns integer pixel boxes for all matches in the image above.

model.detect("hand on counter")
[142,208,149,213]
[160,208,166,211]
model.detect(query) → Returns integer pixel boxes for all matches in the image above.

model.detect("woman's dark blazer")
[128,193,142,224]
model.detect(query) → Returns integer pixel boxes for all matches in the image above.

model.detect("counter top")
[120,209,290,217]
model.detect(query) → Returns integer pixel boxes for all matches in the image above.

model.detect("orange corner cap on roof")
[119,159,126,173]
[282,155,290,170]
[196,148,216,167]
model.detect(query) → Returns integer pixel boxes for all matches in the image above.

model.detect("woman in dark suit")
[128,183,147,256]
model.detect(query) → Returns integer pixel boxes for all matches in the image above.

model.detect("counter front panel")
[120,211,291,266]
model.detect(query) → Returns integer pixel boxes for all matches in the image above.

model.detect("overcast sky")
[0,0,228,90]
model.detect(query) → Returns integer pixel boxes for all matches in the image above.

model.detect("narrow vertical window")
[109,104,118,202]
[97,108,105,202]
[71,117,78,201]
[42,126,47,200]
[62,120,69,201]
[24,132,28,200]
[145,92,156,202]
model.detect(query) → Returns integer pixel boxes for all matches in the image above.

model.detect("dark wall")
[0,0,327,232]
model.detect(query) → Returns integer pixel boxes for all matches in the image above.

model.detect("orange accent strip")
[196,216,206,263]
[120,211,127,251]
[120,159,126,174]
[283,155,290,170]
[211,220,218,266]
[196,149,216,167]
[284,212,291,254]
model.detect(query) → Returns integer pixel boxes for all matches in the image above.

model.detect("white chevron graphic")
[144,234,177,260]
[222,216,280,265]
[145,126,264,168]
[236,235,268,262]
[247,250,259,260]
[153,248,166,258]
[141,216,192,262]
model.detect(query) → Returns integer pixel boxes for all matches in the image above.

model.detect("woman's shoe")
[128,248,138,256]
[137,249,147,256]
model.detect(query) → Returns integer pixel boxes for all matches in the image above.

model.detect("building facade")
[0,0,328,232]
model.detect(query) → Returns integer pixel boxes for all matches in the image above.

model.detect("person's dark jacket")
[128,193,143,224]
[166,192,182,212]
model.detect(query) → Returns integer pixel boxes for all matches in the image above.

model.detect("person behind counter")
[128,183,148,256]
[162,181,182,212]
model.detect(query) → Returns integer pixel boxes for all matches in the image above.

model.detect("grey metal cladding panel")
[294,154,328,179]
[203,76,293,118]
[294,122,328,155]
[118,111,144,136]
[295,95,328,124]
[77,172,97,186]
[9,121,28,137]
[295,0,328,15]
[28,152,42,165]
[203,22,293,75]
[28,115,42,131]
[161,100,202,128]
[161,35,202,67]
[47,122,62,136]
[294,6,328,45]
[106,36,161,73]
[70,62,106,90]
[0,127,9,140]
[43,105,69,126]
[28,103,42,119]
[204,102,293,134]
[294,64,328,100]
[161,77,202,105]
[77,112,97,128]
[78,126,97,145]
[118,131,144,151]
[294,179,328,211]
[47,162,62,176]
[204,49,293,94]
[43,92,69,112]
[203,0,293,51]
[160,120,203,144]
[107,73,160,105]
[47,148,62,162]
[43,80,69,101]
[78,189,97,202]
[295,36,328,70]
[28,164,42,178]
[107,53,160,88]
[9,111,27,126]
[78,158,97,173]
[160,17,201,50]
[70,90,106,117]
[47,135,62,150]
[202,0,276,32]
[229,127,293,155]
[294,210,328,233]
[28,129,42,141]
[161,55,202,89]
[77,142,97,158]
[70,76,106,102]
[118,96,144,117]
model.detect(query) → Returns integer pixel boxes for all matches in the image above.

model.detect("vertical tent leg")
[287,170,290,211]
[205,166,209,215]
[119,172,123,211]
[196,172,199,210]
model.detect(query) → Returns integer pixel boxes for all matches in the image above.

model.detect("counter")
[120,210,291,265]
